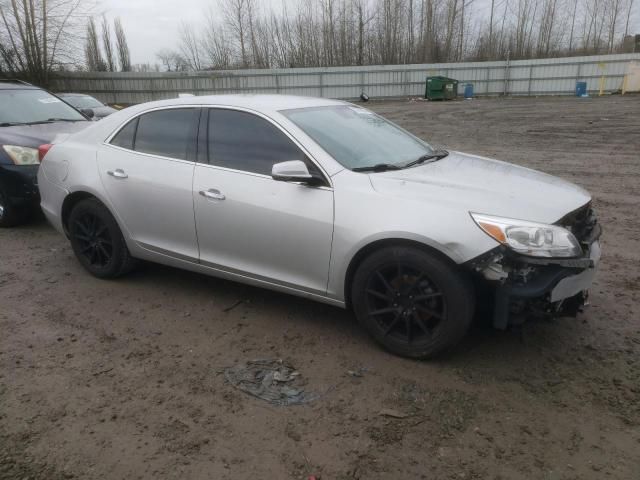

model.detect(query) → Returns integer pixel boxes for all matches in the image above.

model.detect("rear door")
[193,108,334,294]
[98,107,200,260]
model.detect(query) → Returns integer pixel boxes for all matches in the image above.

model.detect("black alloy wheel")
[364,262,447,345]
[72,212,114,268]
[352,246,474,358]
[67,198,137,278]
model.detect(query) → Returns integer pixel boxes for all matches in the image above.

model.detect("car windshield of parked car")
[281,105,434,170]
[63,95,104,109]
[0,89,86,125]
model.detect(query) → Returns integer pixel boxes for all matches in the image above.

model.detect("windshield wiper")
[17,120,56,125]
[22,118,84,125]
[45,118,84,122]
[352,163,402,173]
[0,118,84,127]
[403,150,449,168]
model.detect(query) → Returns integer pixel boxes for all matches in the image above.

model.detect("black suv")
[0,80,91,227]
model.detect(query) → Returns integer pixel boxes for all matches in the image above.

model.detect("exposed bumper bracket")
[493,267,571,329]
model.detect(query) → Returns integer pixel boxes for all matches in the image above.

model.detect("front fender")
[327,230,468,302]
[326,170,499,302]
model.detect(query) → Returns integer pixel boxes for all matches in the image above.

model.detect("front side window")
[207,109,309,176]
[0,89,86,125]
[281,105,435,170]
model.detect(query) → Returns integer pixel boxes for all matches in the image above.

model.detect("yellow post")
[598,62,606,96]
[622,75,628,95]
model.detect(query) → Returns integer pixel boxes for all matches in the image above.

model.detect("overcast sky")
[99,0,640,66]
[99,0,284,65]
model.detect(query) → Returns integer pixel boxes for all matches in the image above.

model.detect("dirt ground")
[1,95,639,480]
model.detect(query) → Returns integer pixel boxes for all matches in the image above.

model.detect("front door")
[193,108,334,294]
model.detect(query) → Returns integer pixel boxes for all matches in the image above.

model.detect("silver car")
[58,93,118,120]
[37,95,601,358]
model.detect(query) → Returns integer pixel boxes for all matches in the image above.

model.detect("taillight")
[38,144,53,162]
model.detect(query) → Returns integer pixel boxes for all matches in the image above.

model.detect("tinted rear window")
[133,109,198,160]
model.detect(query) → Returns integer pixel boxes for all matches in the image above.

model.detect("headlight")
[471,213,582,258]
[2,145,39,165]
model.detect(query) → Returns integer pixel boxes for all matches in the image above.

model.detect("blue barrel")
[575,81,587,97]
[464,83,474,99]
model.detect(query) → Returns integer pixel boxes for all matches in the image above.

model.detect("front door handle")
[107,169,128,179]
[199,189,226,201]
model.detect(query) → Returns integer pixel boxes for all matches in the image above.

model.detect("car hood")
[368,151,591,224]
[0,122,90,149]
[92,106,117,118]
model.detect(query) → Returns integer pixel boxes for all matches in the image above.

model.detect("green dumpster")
[425,76,459,100]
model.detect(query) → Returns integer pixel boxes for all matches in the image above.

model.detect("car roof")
[126,94,348,115]
[58,93,91,97]
[0,80,39,90]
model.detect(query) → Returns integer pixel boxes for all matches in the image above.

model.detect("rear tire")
[67,198,137,278]
[351,245,474,359]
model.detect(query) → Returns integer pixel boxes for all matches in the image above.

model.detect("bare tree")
[487,0,495,57]
[536,0,559,57]
[156,48,174,71]
[605,0,623,52]
[85,16,105,71]
[132,62,159,72]
[156,48,187,72]
[0,0,89,85]
[443,0,459,61]
[353,0,373,65]
[202,6,233,68]
[114,17,130,72]
[623,0,635,37]
[568,0,578,51]
[221,0,249,66]
[144,0,638,73]
[178,21,203,70]
[101,14,115,71]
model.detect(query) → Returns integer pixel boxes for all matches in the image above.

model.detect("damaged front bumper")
[470,231,602,329]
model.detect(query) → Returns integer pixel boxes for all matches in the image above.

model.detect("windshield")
[0,89,86,124]
[281,105,434,170]
[62,95,104,109]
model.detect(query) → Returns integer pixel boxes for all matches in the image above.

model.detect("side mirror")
[80,108,95,119]
[272,160,316,184]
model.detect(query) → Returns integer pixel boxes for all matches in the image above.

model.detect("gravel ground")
[1,95,639,480]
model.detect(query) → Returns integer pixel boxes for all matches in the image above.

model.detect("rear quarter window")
[110,118,138,150]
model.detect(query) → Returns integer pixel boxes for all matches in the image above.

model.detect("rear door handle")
[199,189,226,201]
[107,169,128,179]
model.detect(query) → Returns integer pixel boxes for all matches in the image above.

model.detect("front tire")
[0,186,29,228]
[351,246,474,359]
[68,198,136,278]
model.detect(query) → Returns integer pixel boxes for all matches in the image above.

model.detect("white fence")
[50,53,640,105]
